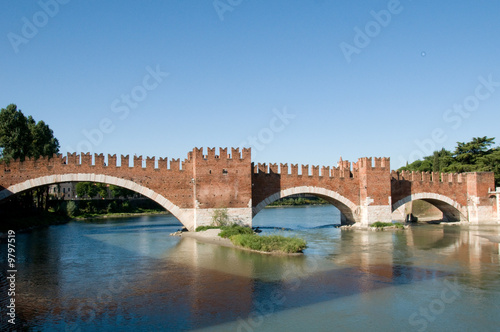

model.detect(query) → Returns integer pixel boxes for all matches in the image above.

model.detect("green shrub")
[230,234,307,253]
[212,208,230,226]
[195,225,221,232]
[370,221,405,230]
[121,201,131,212]
[219,224,254,238]
[394,222,405,229]
[65,201,78,217]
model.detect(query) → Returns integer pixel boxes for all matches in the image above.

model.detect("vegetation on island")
[399,136,499,187]
[370,222,405,230]
[195,208,307,254]
[230,233,307,253]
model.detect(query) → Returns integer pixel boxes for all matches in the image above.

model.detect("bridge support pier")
[193,207,253,230]
[359,205,392,225]
[466,173,497,223]
[357,157,392,226]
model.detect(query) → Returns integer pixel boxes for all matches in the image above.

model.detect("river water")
[1,205,500,331]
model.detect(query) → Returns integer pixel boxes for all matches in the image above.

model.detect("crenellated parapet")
[391,170,466,183]
[1,148,496,227]
[252,161,355,179]
[0,152,195,174]
[189,147,250,162]
[353,157,391,170]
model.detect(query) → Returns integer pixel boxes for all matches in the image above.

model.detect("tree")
[109,185,135,198]
[476,147,500,187]
[76,182,108,199]
[451,136,495,167]
[0,104,61,213]
[0,104,60,162]
[0,104,31,161]
[28,116,60,158]
[399,137,499,186]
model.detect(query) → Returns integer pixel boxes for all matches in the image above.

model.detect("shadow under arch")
[0,173,189,227]
[252,186,359,224]
[392,192,468,222]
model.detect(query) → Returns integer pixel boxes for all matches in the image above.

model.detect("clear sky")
[1,0,499,169]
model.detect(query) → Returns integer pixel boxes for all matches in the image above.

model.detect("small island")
[173,208,307,255]
[341,221,407,231]
[178,224,307,255]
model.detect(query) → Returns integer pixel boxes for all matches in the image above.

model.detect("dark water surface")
[1,206,500,331]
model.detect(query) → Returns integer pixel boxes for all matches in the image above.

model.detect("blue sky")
[1,0,499,169]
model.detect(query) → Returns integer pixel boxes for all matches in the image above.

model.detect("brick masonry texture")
[0,148,497,227]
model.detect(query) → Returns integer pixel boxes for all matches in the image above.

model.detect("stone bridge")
[0,147,497,230]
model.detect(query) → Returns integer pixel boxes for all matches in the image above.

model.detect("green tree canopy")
[109,185,135,198]
[0,104,60,162]
[399,137,499,186]
[76,182,109,199]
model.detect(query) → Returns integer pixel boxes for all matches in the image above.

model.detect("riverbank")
[1,210,169,233]
[264,204,327,209]
[180,229,304,256]
[0,213,71,233]
[74,210,169,221]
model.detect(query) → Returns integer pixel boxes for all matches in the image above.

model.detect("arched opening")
[252,186,359,226]
[0,174,189,229]
[392,193,467,223]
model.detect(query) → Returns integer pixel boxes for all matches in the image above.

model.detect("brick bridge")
[0,147,498,230]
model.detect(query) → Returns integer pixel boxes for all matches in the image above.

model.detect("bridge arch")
[392,192,468,222]
[253,186,359,224]
[0,173,190,227]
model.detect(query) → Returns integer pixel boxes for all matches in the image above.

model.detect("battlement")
[188,147,251,161]
[391,170,466,183]
[252,162,353,178]
[1,152,191,173]
[353,157,390,170]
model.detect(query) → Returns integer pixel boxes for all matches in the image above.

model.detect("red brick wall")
[1,149,496,217]
[0,152,194,208]
[251,161,360,208]
[191,147,252,209]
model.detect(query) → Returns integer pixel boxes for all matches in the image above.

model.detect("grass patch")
[218,224,254,238]
[394,222,405,229]
[230,234,307,253]
[194,223,307,253]
[195,225,221,232]
[370,221,405,230]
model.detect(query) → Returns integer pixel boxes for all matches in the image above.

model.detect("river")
[1,205,500,331]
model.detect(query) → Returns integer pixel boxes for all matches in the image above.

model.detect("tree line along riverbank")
[0,198,167,232]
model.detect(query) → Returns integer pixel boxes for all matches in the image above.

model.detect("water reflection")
[1,209,500,331]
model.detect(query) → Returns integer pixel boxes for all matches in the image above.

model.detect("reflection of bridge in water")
[9,219,500,330]
[1,147,498,230]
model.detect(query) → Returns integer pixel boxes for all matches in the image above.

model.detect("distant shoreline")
[265,204,328,209]
[74,210,169,221]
